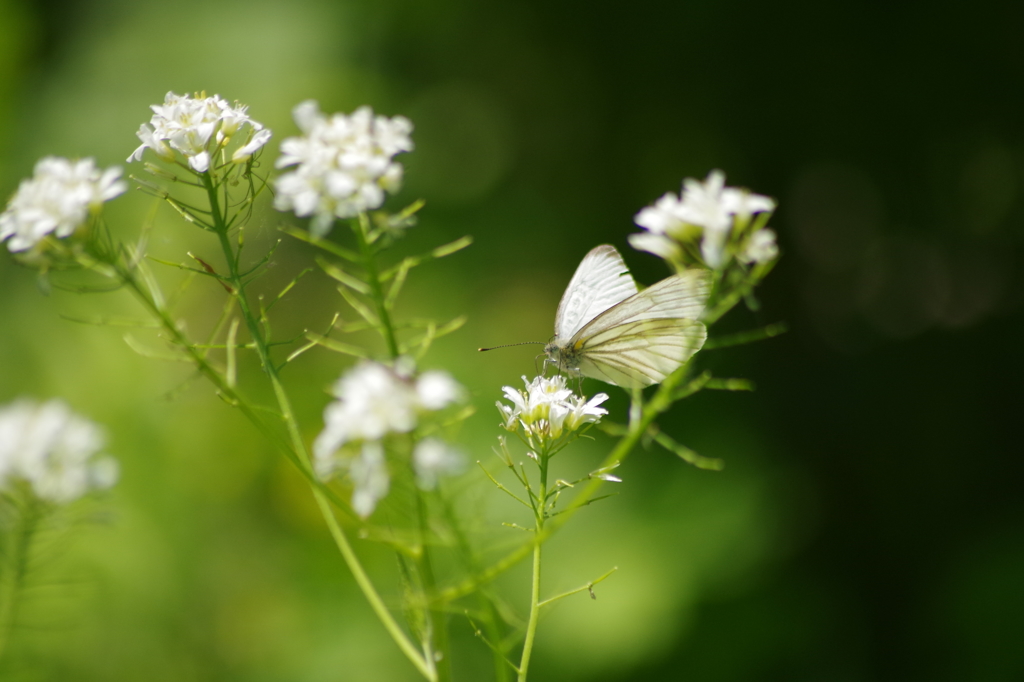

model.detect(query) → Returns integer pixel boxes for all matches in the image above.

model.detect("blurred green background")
[1,0,1023,680]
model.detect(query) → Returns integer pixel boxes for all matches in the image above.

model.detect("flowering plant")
[0,90,782,680]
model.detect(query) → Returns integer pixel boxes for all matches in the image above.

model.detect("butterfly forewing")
[572,269,712,339]
[554,245,639,343]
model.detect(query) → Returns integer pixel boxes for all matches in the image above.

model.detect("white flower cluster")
[274,101,413,236]
[314,360,463,517]
[0,157,126,253]
[128,91,271,173]
[0,399,118,504]
[630,170,777,269]
[497,375,609,445]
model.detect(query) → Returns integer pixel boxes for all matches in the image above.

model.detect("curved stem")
[172,174,436,679]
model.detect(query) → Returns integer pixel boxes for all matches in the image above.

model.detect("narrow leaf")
[123,334,191,362]
[704,322,788,350]
[280,225,360,262]
[653,431,724,471]
[304,333,369,358]
[59,314,159,328]
[319,257,371,294]
[226,318,240,388]
[336,286,380,327]
[704,377,755,391]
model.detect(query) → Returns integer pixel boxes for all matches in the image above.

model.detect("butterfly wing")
[574,268,712,332]
[553,245,639,344]
[567,269,712,388]
[575,318,707,388]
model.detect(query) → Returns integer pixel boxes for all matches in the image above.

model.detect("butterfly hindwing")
[577,318,707,388]
[554,245,639,343]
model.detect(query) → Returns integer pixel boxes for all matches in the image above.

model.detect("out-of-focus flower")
[497,375,608,446]
[413,438,465,490]
[0,399,118,504]
[128,92,270,173]
[349,441,390,517]
[313,360,464,512]
[274,101,413,236]
[314,362,419,468]
[416,370,465,410]
[739,228,779,265]
[630,170,775,269]
[0,157,126,253]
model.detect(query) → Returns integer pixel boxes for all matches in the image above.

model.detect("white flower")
[631,170,774,269]
[564,393,611,433]
[232,128,273,164]
[0,157,126,253]
[274,101,413,236]
[416,370,464,410]
[740,228,779,265]
[128,92,270,173]
[413,438,465,490]
[497,375,608,444]
[626,231,682,261]
[313,362,416,472]
[0,399,118,504]
[350,441,389,517]
[679,170,733,236]
[313,360,463,482]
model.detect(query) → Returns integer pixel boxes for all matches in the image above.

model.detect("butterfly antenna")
[478,342,545,352]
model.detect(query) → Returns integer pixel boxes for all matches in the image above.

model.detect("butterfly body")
[544,245,711,389]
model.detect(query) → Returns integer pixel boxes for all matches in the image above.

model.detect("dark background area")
[1,0,1022,680]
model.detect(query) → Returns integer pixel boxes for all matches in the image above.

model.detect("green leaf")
[704,377,755,391]
[336,286,380,327]
[302,333,369,359]
[379,235,473,281]
[652,430,724,471]
[281,225,360,262]
[319,257,371,294]
[123,334,192,363]
[704,322,788,350]
[266,267,313,312]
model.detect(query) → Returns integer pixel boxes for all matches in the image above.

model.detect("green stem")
[416,491,448,682]
[312,490,436,680]
[194,173,435,679]
[439,494,510,682]
[353,215,400,359]
[518,450,549,681]
[0,498,39,665]
[434,363,690,606]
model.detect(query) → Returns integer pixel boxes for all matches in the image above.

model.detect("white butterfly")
[544,245,712,388]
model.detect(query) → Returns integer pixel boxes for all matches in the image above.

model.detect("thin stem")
[433,362,691,606]
[416,491,448,682]
[0,498,39,664]
[518,450,549,682]
[440,496,511,682]
[311,490,436,679]
[353,215,400,359]
[192,174,436,679]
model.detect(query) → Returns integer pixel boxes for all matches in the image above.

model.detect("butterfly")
[543,245,712,388]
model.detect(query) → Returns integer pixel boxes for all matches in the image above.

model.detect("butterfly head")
[543,339,582,374]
